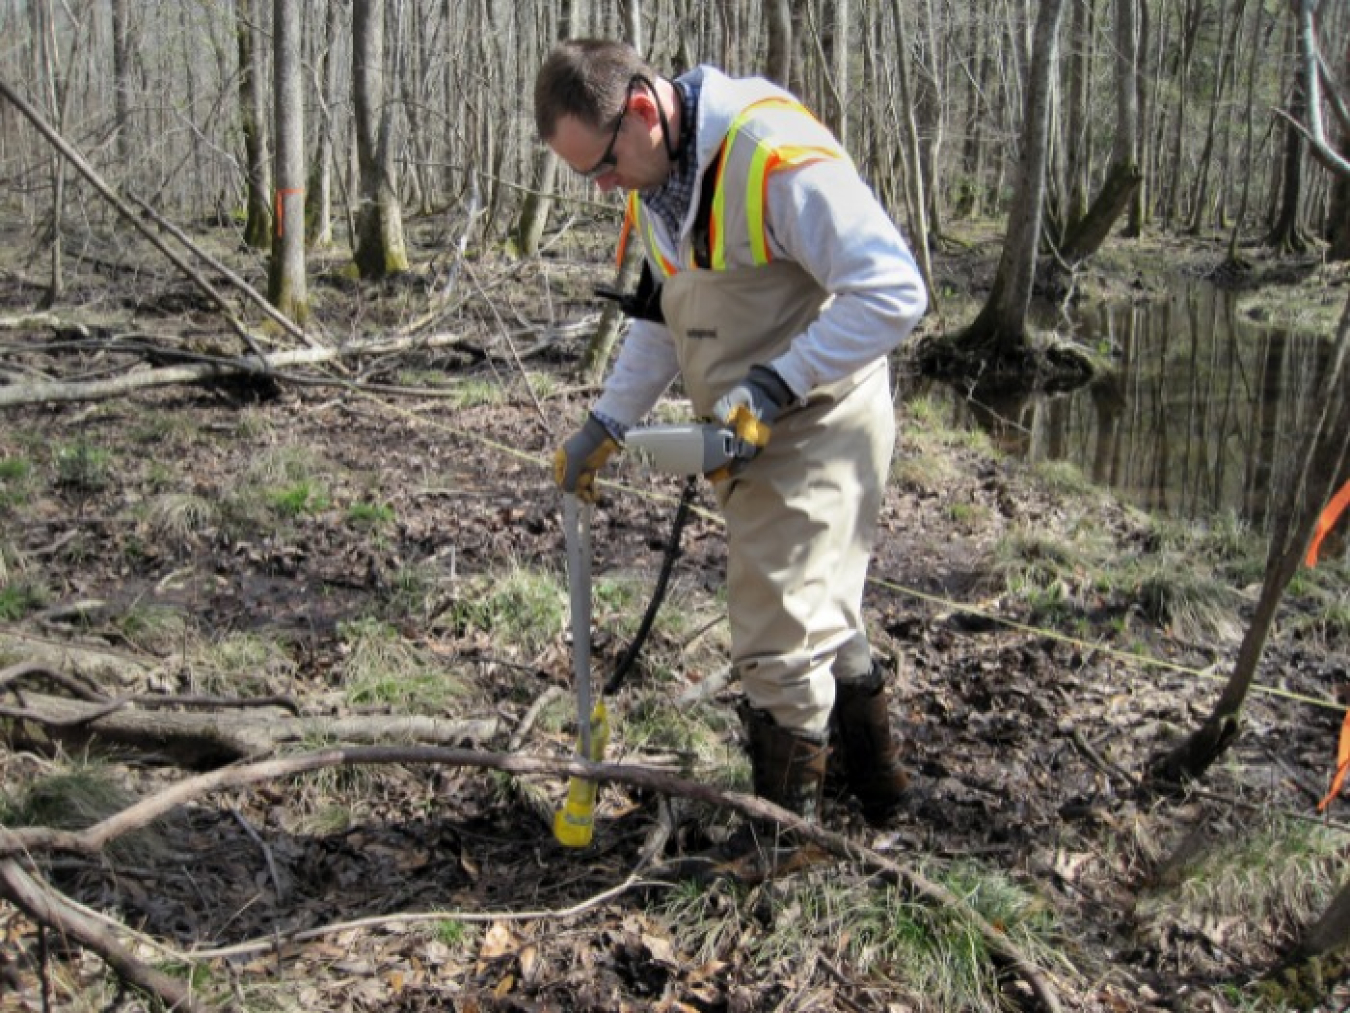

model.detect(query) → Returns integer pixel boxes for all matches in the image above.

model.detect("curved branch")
[0,745,1064,1012]
[0,859,203,1012]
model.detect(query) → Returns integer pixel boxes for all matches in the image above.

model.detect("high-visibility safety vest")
[618,95,849,277]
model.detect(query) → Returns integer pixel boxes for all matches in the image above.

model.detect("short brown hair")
[534,39,656,140]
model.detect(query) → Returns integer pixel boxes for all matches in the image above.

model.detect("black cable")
[604,476,699,696]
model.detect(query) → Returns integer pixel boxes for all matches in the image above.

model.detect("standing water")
[910,281,1347,556]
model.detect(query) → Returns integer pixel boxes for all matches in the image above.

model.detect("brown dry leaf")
[642,932,679,969]
[518,943,539,982]
[493,973,515,997]
[475,920,516,974]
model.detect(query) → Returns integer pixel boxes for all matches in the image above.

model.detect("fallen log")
[1,690,500,767]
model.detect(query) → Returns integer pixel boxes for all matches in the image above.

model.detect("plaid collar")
[640,73,700,240]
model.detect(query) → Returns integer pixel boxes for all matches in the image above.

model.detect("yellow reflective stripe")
[711,98,846,269]
[616,192,638,267]
[745,142,774,265]
[629,191,680,277]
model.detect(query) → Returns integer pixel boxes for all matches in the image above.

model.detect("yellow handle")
[553,703,609,848]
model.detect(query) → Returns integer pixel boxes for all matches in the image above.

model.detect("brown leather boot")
[832,668,910,825]
[741,704,828,824]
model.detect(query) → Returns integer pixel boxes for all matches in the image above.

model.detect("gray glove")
[712,365,795,427]
[554,414,619,502]
[711,366,795,464]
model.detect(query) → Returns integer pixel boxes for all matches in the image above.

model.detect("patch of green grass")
[621,692,731,774]
[0,456,33,510]
[525,371,558,399]
[440,563,564,656]
[892,449,959,494]
[346,500,395,529]
[0,580,46,621]
[268,479,330,517]
[1033,459,1096,498]
[131,411,199,448]
[381,563,443,623]
[396,368,456,389]
[53,440,113,494]
[248,445,327,486]
[446,378,508,409]
[658,859,1064,1013]
[990,527,1087,595]
[1289,590,1350,649]
[340,617,466,714]
[434,918,471,947]
[234,409,274,441]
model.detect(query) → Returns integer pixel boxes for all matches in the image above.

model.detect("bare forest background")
[3,0,1349,311]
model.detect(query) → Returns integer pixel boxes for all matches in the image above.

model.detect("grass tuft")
[440,563,564,656]
[340,617,466,713]
[2,764,170,864]
[147,492,216,545]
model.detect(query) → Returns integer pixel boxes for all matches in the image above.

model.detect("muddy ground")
[0,214,1348,1013]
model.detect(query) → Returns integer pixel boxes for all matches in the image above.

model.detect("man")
[536,40,927,825]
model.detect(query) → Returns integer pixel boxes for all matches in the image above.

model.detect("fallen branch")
[0,745,1063,1011]
[0,858,204,1012]
[1,690,500,766]
[0,76,286,366]
[0,331,476,408]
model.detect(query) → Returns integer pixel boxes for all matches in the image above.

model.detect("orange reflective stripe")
[1307,478,1350,568]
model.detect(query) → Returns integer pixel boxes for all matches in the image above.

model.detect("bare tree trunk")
[1161,0,1203,231]
[765,0,792,85]
[108,0,132,170]
[578,0,645,387]
[237,0,272,249]
[1266,9,1310,253]
[1225,0,1264,264]
[1327,25,1350,260]
[268,0,308,323]
[35,0,65,309]
[955,0,1070,356]
[1061,0,1094,236]
[1055,0,1144,265]
[1186,0,1243,235]
[353,0,409,277]
[307,0,340,248]
[886,0,937,307]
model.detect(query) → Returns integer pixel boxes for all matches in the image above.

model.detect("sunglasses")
[579,76,646,180]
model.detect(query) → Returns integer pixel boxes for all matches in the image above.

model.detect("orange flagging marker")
[1311,479,1350,811]
[1306,479,1350,568]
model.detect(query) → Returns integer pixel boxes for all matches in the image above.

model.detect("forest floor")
[0,210,1348,1013]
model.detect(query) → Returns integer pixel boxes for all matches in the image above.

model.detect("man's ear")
[628,90,662,129]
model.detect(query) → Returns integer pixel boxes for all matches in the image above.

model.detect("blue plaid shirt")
[640,71,701,242]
